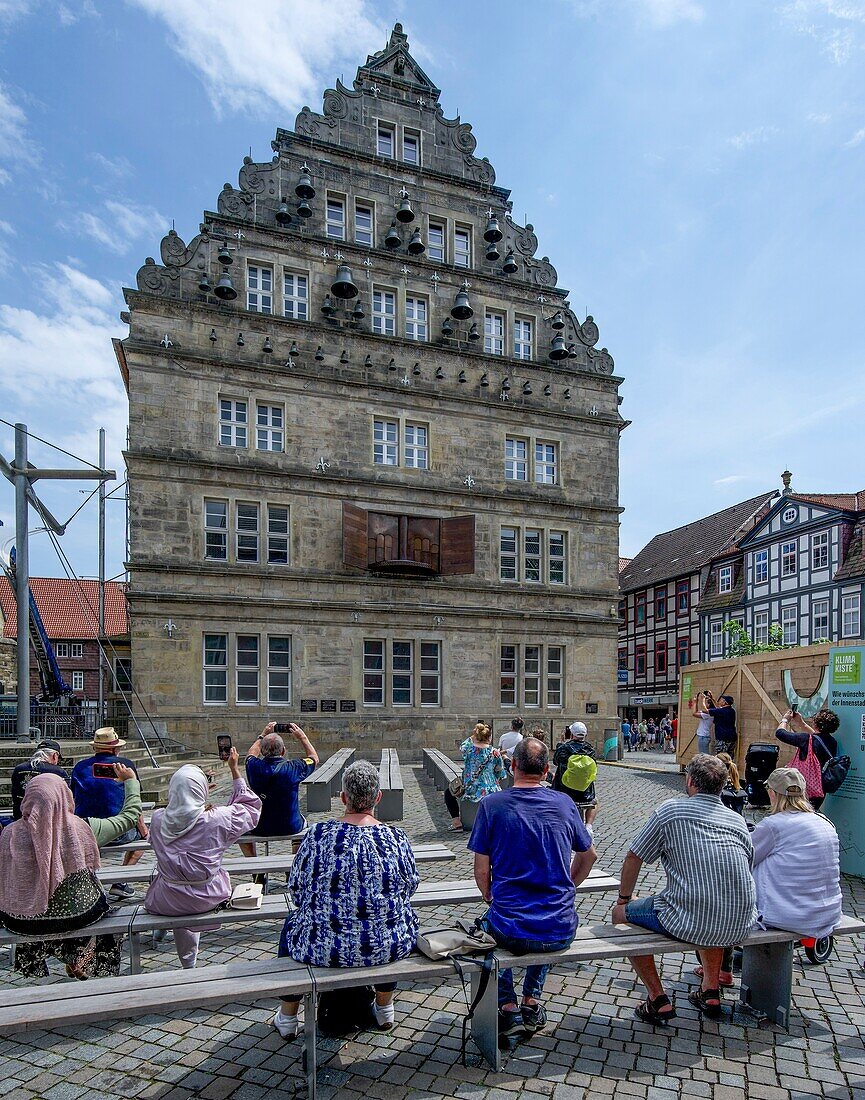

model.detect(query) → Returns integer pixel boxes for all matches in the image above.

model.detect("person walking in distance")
[551,722,599,837]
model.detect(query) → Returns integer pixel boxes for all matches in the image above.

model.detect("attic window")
[719,565,733,593]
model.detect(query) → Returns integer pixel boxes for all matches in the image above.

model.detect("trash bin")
[603,728,621,762]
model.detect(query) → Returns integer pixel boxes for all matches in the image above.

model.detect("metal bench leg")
[469,956,501,1071]
[128,931,142,974]
[739,940,793,1027]
[304,990,317,1099]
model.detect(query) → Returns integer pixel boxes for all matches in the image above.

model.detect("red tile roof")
[618,557,632,573]
[0,577,128,640]
[788,491,865,512]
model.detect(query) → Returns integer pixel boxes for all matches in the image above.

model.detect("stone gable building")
[117,24,624,755]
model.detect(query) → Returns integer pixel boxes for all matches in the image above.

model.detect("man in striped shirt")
[612,754,756,1025]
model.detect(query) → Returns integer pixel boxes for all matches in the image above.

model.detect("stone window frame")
[201,495,292,566]
[498,642,565,709]
[246,262,273,314]
[376,120,396,158]
[204,498,229,561]
[513,315,534,361]
[362,637,443,709]
[266,635,292,705]
[354,200,374,247]
[427,218,446,263]
[484,309,505,356]
[255,402,284,453]
[404,293,429,342]
[402,128,421,166]
[454,224,472,268]
[203,632,229,705]
[372,284,397,336]
[283,268,310,320]
[504,432,561,486]
[266,505,290,566]
[236,502,260,564]
[498,523,568,586]
[236,634,260,705]
[371,412,431,470]
[218,396,248,448]
[326,192,347,240]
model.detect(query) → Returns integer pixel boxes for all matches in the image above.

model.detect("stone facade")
[118,25,624,757]
[0,637,15,695]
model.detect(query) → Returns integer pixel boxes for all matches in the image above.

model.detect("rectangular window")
[402,130,420,164]
[781,540,797,577]
[71,670,84,692]
[514,318,533,361]
[236,502,260,563]
[811,598,830,640]
[236,635,259,703]
[635,591,647,626]
[535,442,558,485]
[454,226,471,268]
[377,123,394,157]
[754,610,769,645]
[677,637,690,668]
[549,532,566,584]
[70,642,84,658]
[781,605,798,646]
[618,648,628,671]
[267,636,291,704]
[524,645,541,707]
[811,531,829,571]
[420,641,440,705]
[655,588,667,620]
[363,639,385,705]
[635,644,646,675]
[676,579,689,615]
[326,197,345,240]
[55,643,69,658]
[203,633,227,704]
[710,621,723,657]
[246,265,272,313]
[391,640,412,705]
[842,593,861,638]
[204,499,228,561]
[484,311,505,355]
[754,549,769,584]
[114,657,132,693]
[219,398,247,448]
[500,645,517,706]
[404,422,428,469]
[267,505,289,565]
[619,598,626,625]
[283,271,308,320]
[505,437,528,481]
[719,565,733,593]
[524,528,542,582]
[500,527,518,581]
[655,639,668,675]
[546,646,563,706]
[373,419,399,465]
[372,288,396,336]
[354,203,373,247]
[405,296,428,341]
[428,221,445,263]
[256,404,284,452]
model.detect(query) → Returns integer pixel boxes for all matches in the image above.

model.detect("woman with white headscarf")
[144,748,261,967]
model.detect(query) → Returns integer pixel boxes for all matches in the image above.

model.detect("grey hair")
[342,759,381,813]
[686,753,727,796]
[30,748,57,769]
[260,733,285,759]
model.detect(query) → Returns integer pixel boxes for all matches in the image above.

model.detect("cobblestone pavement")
[1,763,863,1099]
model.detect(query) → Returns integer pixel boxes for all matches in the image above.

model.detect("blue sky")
[1,0,864,581]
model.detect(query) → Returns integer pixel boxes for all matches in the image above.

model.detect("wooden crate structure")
[676,642,837,771]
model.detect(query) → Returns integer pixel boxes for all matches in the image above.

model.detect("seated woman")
[443,722,507,830]
[273,759,419,1039]
[0,767,139,979]
[717,752,746,815]
[144,748,261,968]
[775,708,840,810]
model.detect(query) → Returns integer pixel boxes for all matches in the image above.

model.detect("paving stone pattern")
[1,762,863,1099]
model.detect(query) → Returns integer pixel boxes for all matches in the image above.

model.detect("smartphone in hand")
[217,734,232,761]
[92,762,117,779]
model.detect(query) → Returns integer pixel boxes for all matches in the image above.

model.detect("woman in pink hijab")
[144,747,261,968]
[0,773,122,978]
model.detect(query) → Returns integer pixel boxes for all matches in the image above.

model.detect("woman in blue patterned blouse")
[273,759,420,1039]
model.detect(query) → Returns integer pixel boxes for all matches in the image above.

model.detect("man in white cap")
[551,722,599,836]
[72,727,145,898]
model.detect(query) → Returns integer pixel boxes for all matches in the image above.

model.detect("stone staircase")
[0,739,222,812]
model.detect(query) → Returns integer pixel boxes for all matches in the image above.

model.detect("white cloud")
[57,0,98,25]
[807,111,832,123]
[727,125,780,150]
[0,0,34,23]
[0,219,14,235]
[0,82,35,181]
[90,152,133,178]
[125,0,388,116]
[844,125,865,145]
[714,475,752,486]
[59,198,167,254]
[636,0,704,25]
[778,1,865,63]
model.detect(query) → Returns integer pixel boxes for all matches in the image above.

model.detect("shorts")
[107,827,138,846]
[624,896,672,937]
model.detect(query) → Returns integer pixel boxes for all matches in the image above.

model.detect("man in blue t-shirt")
[468,737,596,1040]
[240,722,318,858]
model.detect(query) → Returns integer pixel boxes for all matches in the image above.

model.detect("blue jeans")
[480,915,573,1007]
[697,735,711,755]
[624,896,672,937]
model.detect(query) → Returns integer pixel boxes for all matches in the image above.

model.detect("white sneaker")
[373,1002,395,1030]
[272,1010,299,1039]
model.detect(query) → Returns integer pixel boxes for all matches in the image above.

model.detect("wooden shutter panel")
[439,515,476,575]
[368,511,400,565]
[342,502,369,570]
[406,516,441,570]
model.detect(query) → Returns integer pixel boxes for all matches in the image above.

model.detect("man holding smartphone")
[239,722,319,859]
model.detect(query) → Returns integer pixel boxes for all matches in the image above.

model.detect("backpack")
[316,985,377,1036]
[561,753,597,792]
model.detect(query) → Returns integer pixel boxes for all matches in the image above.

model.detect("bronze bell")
[289,341,299,356]
[412,362,421,376]
[388,358,397,371]
[396,197,415,223]
[209,328,217,343]
[295,165,315,200]
[198,273,212,294]
[214,270,237,301]
[483,214,503,243]
[441,317,454,337]
[331,263,358,299]
[263,337,273,354]
[480,372,489,387]
[385,221,401,249]
[551,311,565,330]
[564,387,571,400]
[435,366,444,380]
[351,300,365,322]
[275,199,292,226]
[451,289,473,320]
[549,333,568,361]
[458,370,467,383]
[485,241,500,262]
[217,244,232,265]
[340,350,349,364]
[315,346,325,361]
[543,384,552,396]
[501,377,511,392]
[502,249,518,274]
[236,332,244,347]
[407,228,425,255]
[468,321,480,341]
[567,343,578,358]
[321,294,337,317]
[296,199,312,219]
[522,381,532,396]
[364,355,372,367]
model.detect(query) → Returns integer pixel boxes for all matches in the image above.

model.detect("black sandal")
[688,988,722,1019]
[634,993,676,1026]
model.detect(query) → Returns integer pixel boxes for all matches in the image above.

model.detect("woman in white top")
[689,691,714,755]
[751,767,842,939]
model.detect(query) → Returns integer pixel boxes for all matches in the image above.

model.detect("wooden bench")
[105,830,307,855]
[377,749,403,822]
[2,912,861,1098]
[420,748,493,830]
[302,747,354,812]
